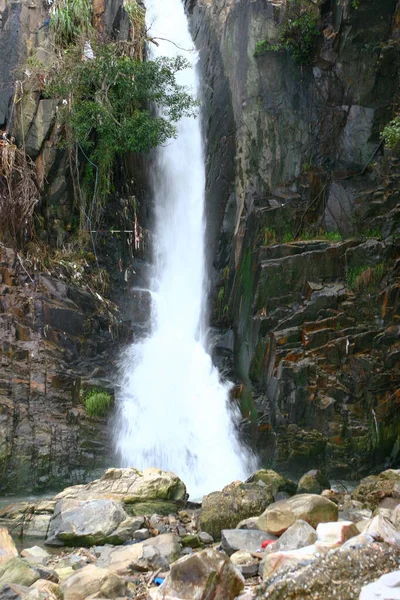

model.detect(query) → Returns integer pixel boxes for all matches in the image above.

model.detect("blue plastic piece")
[154,577,165,586]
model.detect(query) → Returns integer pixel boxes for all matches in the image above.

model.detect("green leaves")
[254,10,320,65]
[46,43,197,202]
[382,116,400,149]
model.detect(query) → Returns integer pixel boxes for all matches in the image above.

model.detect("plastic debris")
[154,577,165,586]
[261,540,275,549]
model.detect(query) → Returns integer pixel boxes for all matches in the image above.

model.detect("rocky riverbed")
[0,466,400,599]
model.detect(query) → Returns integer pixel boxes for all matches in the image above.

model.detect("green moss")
[84,390,113,417]
[346,262,386,292]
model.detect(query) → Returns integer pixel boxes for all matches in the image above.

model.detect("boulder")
[0,558,40,587]
[97,533,180,572]
[316,521,358,545]
[221,529,275,556]
[256,494,338,535]
[263,545,319,579]
[20,547,50,565]
[0,529,18,565]
[360,570,400,600]
[46,498,128,546]
[351,470,400,510]
[55,468,187,514]
[297,470,330,494]
[200,481,274,540]
[271,520,317,552]
[246,470,296,497]
[364,516,400,546]
[60,564,126,600]
[230,550,259,578]
[149,548,244,599]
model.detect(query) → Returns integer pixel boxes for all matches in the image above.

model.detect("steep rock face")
[0,244,123,493]
[188,0,400,476]
[0,0,144,492]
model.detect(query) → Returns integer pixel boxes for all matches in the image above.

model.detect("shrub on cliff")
[255,1,320,65]
[84,389,113,417]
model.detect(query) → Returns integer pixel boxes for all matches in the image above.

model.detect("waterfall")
[115,0,253,499]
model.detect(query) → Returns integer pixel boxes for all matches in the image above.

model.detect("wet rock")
[0,529,18,565]
[246,470,296,497]
[359,570,400,599]
[271,520,317,552]
[149,548,244,599]
[316,521,358,545]
[221,529,275,556]
[230,550,260,578]
[297,470,330,495]
[351,470,400,510]
[0,558,40,587]
[200,481,274,540]
[60,564,125,600]
[256,494,338,535]
[46,498,128,546]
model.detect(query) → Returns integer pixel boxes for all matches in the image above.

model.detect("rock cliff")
[187,0,400,477]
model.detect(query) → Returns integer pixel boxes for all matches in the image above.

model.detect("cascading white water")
[115,0,253,498]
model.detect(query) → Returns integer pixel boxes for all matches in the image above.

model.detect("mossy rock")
[351,469,400,510]
[200,482,274,541]
[181,534,203,548]
[297,470,330,494]
[125,501,179,517]
[247,469,297,496]
[0,558,40,587]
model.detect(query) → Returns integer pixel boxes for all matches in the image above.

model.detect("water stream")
[115,0,253,498]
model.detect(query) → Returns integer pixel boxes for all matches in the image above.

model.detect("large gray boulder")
[46,498,127,546]
[54,467,187,516]
[200,481,274,540]
[221,529,275,556]
[256,494,338,535]
[149,548,244,600]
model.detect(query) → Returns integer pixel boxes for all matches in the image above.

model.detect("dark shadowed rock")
[297,470,330,495]
[200,481,274,540]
